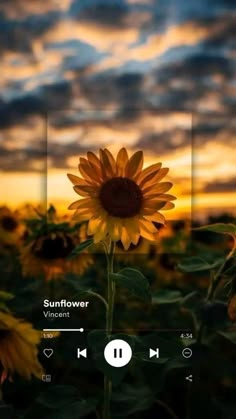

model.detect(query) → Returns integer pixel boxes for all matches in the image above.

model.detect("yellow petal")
[67,174,90,186]
[161,202,175,210]
[143,200,167,211]
[139,227,157,241]
[142,168,170,193]
[116,147,129,175]
[93,220,108,243]
[139,219,158,241]
[144,212,165,224]
[124,218,140,245]
[109,219,122,242]
[87,151,101,169]
[73,210,92,222]
[88,216,105,235]
[136,163,162,184]
[68,198,92,210]
[74,185,98,197]
[145,182,173,195]
[155,194,176,201]
[79,163,101,184]
[121,225,132,250]
[125,150,143,178]
[139,218,158,233]
[99,149,115,178]
[104,148,116,173]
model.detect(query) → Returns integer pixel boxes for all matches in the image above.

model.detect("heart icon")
[43,348,53,358]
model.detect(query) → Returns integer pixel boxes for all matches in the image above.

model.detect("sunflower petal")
[88,216,104,235]
[146,182,173,195]
[93,219,108,243]
[68,198,92,210]
[139,218,158,233]
[144,212,166,224]
[143,200,168,212]
[125,150,144,178]
[79,163,101,184]
[161,202,175,210]
[109,218,123,242]
[121,225,132,250]
[104,148,116,173]
[99,149,115,178]
[155,194,176,201]
[73,210,92,222]
[136,163,162,184]
[67,174,90,186]
[142,168,170,193]
[138,169,161,189]
[139,225,158,241]
[87,151,101,169]
[116,147,129,175]
[74,185,98,197]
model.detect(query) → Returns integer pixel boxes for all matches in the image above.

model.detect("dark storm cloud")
[0,143,47,172]
[0,13,57,54]
[155,53,234,83]
[67,71,144,112]
[47,141,91,168]
[136,128,191,154]
[0,0,65,19]
[0,81,72,128]
[75,2,128,27]
[192,114,236,145]
[202,18,235,49]
[203,178,236,193]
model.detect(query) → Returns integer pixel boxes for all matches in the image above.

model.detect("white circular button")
[104,339,132,368]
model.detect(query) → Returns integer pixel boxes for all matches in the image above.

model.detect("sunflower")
[0,312,43,382]
[0,206,26,250]
[20,207,92,280]
[67,148,176,250]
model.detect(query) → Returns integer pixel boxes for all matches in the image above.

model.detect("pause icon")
[104,339,132,368]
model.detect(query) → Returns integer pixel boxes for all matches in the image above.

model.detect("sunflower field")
[0,148,236,419]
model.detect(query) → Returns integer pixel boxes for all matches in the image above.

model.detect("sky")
[0,0,235,219]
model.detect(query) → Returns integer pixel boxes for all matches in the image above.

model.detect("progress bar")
[43,328,84,332]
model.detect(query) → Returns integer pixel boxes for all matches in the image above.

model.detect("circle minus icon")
[182,348,192,358]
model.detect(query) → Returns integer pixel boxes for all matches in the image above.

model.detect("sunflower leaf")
[0,290,14,301]
[110,268,151,302]
[193,223,236,236]
[20,385,97,418]
[68,239,94,259]
[178,257,223,272]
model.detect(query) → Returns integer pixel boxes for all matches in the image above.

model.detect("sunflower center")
[99,177,143,218]
[33,234,75,260]
[1,216,18,231]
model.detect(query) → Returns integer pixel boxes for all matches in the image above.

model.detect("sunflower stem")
[103,240,115,419]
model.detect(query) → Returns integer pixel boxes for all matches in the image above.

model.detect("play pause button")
[104,339,132,367]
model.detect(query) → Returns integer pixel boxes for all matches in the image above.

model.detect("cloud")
[203,178,236,193]
[43,19,139,53]
[76,3,129,27]
[0,14,55,54]
[82,17,229,75]
[0,80,72,128]
[0,0,72,19]
[0,143,46,172]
